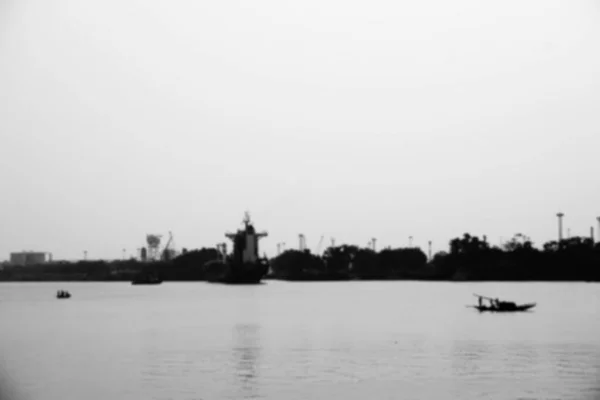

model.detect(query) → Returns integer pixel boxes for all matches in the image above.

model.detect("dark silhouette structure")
[269,232,599,282]
[1,232,599,282]
[131,274,162,285]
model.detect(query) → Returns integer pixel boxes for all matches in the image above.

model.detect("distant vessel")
[469,294,536,312]
[472,303,536,312]
[131,271,162,285]
[206,212,269,284]
[131,276,162,285]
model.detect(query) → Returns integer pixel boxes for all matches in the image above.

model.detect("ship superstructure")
[226,212,268,265]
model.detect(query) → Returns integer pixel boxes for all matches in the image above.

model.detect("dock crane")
[315,235,325,255]
[161,231,175,261]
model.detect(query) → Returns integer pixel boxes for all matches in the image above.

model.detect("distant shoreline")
[2,233,599,283]
[0,275,597,283]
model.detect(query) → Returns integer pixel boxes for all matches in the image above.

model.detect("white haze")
[0,0,599,260]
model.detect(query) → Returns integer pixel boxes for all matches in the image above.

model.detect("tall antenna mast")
[556,212,564,242]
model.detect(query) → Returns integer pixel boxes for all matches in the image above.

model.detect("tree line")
[268,233,600,281]
[1,234,598,281]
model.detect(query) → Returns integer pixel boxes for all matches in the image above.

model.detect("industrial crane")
[315,235,325,255]
[161,231,175,261]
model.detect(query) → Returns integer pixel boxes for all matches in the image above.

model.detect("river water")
[0,281,599,400]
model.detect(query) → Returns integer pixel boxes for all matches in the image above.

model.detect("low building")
[9,251,51,266]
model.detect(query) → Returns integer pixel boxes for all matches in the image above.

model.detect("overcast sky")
[1,0,599,260]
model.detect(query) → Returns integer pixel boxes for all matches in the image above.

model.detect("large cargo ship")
[206,212,269,284]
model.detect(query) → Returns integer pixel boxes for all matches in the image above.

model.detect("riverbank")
[1,264,598,283]
[2,234,599,282]
[267,234,600,282]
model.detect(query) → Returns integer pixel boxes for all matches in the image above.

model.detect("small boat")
[469,293,536,313]
[131,275,162,285]
[56,290,71,299]
[470,303,536,312]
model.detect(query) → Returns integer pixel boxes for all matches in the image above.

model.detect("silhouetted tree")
[322,245,359,278]
[270,249,325,280]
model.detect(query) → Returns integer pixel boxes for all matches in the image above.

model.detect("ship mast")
[243,211,251,228]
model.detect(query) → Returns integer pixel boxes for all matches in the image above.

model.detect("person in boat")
[491,298,500,309]
[478,296,483,307]
[503,301,517,310]
[494,299,517,310]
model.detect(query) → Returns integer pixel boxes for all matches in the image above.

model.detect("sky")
[1,0,599,261]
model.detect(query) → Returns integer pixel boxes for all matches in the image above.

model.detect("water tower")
[146,234,162,261]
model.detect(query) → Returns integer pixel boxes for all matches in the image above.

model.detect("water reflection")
[2,282,599,400]
[231,323,261,399]
[450,340,489,379]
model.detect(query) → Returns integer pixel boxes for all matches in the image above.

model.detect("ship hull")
[472,303,536,312]
[206,261,269,285]
[131,280,162,285]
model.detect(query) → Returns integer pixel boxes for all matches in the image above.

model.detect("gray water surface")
[1,281,599,400]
